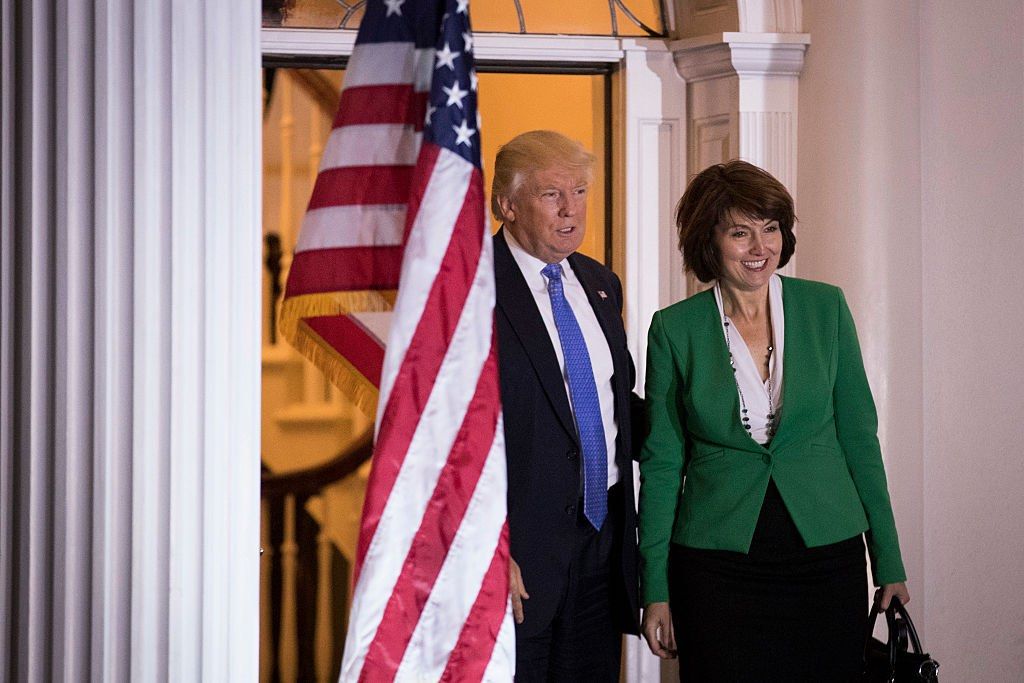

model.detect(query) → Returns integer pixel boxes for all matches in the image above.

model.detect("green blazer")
[638,276,906,605]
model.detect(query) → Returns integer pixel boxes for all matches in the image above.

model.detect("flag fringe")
[279,290,394,419]
[278,290,396,340]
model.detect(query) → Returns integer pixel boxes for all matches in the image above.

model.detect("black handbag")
[863,598,939,682]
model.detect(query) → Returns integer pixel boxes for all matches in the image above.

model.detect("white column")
[618,38,687,683]
[0,1,262,681]
[619,39,689,382]
[672,31,809,277]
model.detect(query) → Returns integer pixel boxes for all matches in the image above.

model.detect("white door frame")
[260,27,688,682]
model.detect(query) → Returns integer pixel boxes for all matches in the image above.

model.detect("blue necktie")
[542,263,608,530]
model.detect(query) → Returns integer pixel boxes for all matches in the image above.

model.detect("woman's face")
[714,209,782,293]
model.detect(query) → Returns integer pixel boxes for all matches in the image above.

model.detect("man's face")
[500,166,589,264]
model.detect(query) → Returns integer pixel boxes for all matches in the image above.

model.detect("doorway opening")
[258,57,616,681]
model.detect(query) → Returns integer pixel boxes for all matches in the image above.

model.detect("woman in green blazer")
[638,161,909,681]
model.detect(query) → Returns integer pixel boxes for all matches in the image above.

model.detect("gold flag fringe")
[278,289,396,341]
[279,289,397,420]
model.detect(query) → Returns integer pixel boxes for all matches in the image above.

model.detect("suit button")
[762,454,771,465]
[565,504,576,516]
[566,449,578,460]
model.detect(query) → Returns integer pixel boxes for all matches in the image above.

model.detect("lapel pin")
[597,290,608,299]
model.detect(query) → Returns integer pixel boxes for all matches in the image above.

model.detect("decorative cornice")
[671,32,810,82]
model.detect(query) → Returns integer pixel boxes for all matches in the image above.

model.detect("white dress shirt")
[504,229,620,487]
[713,274,785,445]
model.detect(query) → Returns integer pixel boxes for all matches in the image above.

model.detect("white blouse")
[713,274,785,445]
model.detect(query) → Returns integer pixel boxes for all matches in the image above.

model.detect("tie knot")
[542,263,563,282]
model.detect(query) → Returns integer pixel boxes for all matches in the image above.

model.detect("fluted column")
[0,1,261,681]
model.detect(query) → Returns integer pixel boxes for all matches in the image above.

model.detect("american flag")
[278,0,514,680]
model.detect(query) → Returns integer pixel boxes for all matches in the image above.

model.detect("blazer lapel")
[688,290,768,453]
[494,230,578,442]
[768,276,807,452]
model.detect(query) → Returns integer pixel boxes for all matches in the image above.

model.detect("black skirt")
[668,479,867,682]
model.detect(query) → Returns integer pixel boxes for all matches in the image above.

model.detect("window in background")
[262,0,665,36]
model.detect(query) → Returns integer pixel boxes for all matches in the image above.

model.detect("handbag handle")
[865,600,898,677]
[866,597,938,682]
[889,598,925,655]
[865,597,925,675]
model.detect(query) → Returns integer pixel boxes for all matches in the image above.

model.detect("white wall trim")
[262,27,626,62]
[262,27,356,57]
[619,40,688,374]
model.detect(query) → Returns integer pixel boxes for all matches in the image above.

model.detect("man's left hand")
[509,557,529,624]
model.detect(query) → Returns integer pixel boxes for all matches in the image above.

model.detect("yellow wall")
[472,0,662,35]
[260,65,611,495]
[478,71,608,263]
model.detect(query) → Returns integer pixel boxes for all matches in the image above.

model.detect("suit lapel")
[568,253,626,396]
[494,230,578,442]
[569,254,632,465]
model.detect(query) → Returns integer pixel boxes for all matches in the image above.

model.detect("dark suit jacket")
[494,229,640,637]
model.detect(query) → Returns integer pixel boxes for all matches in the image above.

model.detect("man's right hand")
[641,602,677,659]
[509,558,530,624]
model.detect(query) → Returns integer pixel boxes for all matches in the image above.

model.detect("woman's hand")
[641,602,677,659]
[509,558,529,624]
[875,582,910,610]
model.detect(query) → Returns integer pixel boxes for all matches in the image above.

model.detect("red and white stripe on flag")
[278,0,515,680]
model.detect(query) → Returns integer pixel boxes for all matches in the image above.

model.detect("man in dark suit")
[490,130,640,681]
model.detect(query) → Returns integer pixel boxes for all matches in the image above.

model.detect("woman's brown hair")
[676,160,797,283]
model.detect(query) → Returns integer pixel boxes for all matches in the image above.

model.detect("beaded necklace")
[722,313,777,440]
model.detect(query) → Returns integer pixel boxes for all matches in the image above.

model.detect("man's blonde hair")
[490,130,595,221]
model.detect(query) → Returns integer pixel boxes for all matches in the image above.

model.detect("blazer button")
[566,449,578,460]
[762,454,771,465]
[565,504,576,516]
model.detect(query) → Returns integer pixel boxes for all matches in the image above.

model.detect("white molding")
[474,33,624,62]
[262,27,626,62]
[262,27,356,57]
[618,39,688,376]
[671,32,810,80]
